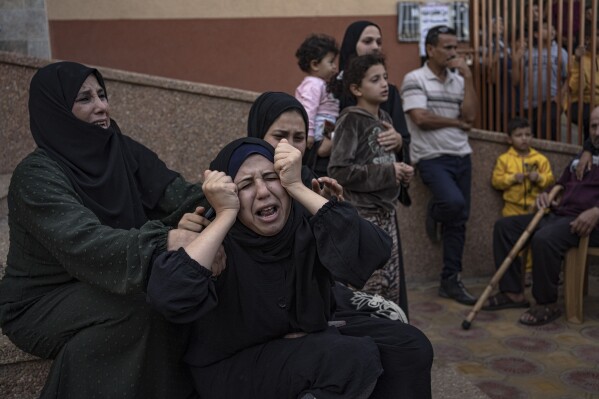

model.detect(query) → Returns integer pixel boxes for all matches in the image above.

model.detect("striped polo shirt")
[400,62,472,163]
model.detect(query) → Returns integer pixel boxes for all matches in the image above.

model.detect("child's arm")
[491,155,520,190]
[531,156,555,189]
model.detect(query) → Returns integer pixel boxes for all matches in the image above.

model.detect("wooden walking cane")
[461,185,563,330]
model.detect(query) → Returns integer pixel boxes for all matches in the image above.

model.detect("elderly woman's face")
[71,74,111,129]
[263,111,307,156]
[234,154,291,236]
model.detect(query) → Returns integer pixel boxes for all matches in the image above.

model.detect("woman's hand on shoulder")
[203,170,239,218]
[274,139,303,190]
[576,151,593,180]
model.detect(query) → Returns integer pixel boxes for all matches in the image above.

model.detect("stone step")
[0,359,50,399]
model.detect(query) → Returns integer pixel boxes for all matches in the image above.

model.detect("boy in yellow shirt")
[492,117,555,285]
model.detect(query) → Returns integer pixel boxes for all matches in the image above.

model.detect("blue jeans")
[418,155,472,279]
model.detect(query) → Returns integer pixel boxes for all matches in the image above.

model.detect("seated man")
[483,105,599,326]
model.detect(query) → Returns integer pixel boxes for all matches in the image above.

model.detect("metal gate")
[472,0,598,143]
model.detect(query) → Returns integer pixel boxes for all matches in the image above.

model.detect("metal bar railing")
[472,0,596,144]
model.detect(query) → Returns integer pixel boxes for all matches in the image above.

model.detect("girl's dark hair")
[295,34,339,73]
[343,53,386,99]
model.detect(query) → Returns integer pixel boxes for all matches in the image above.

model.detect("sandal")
[482,292,530,311]
[518,306,561,326]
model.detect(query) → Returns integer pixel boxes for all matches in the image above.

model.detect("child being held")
[492,117,555,284]
[295,33,339,177]
[328,53,413,311]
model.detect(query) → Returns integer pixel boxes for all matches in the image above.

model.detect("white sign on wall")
[418,3,452,56]
[397,1,470,56]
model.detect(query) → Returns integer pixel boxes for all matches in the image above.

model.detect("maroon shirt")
[554,157,599,217]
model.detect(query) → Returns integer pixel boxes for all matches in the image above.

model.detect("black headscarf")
[336,21,385,111]
[246,92,316,186]
[339,20,382,72]
[29,61,178,229]
[209,137,332,334]
[336,21,412,165]
[247,92,308,139]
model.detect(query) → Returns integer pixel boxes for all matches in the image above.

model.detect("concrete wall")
[0,51,582,283]
[0,0,50,59]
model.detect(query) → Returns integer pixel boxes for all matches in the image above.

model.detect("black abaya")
[148,138,433,399]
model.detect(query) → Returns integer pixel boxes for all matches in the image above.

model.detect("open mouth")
[93,120,109,128]
[256,205,278,221]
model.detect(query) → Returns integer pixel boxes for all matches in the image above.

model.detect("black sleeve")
[384,84,411,164]
[311,200,392,288]
[146,248,218,323]
[146,176,208,227]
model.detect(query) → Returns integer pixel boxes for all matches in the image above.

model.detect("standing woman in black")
[331,20,412,165]
[246,91,410,320]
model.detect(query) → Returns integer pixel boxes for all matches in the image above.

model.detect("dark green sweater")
[0,149,204,316]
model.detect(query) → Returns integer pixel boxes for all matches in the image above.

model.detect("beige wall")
[47,0,401,19]
[1,51,582,283]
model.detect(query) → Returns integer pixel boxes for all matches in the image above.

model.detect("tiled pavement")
[409,272,599,399]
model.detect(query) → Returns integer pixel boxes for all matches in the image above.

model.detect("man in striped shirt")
[400,25,478,305]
